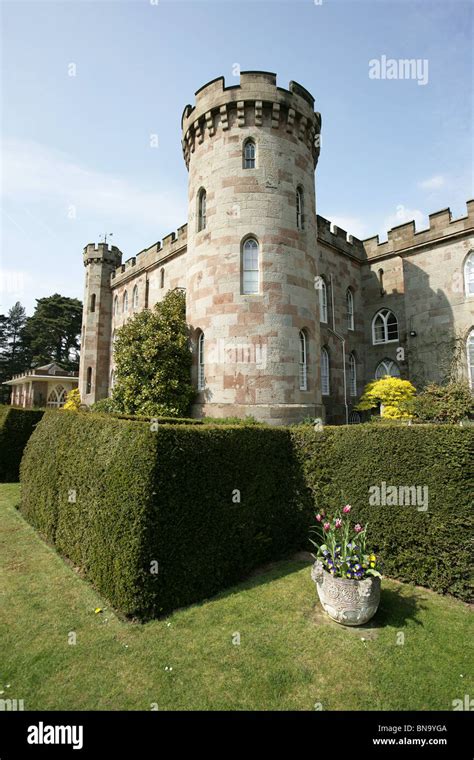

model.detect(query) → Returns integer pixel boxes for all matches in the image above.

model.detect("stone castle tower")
[182,71,323,423]
[79,243,122,404]
[77,71,474,424]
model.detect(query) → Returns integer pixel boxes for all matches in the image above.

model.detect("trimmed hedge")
[20,412,310,618]
[0,406,44,482]
[291,425,473,601]
[19,414,473,617]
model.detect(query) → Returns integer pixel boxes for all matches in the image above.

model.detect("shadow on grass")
[204,555,428,633]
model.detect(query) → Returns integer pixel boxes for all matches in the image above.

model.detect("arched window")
[319,278,328,324]
[242,238,259,295]
[321,347,329,396]
[197,332,205,391]
[197,188,206,231]
[375,359,400,380]
[86,367,92,394]
[346,288,354,330]
[372,309,398,344]
[123,291,128,314]
[349,353,357,397]
[90,293,96,313]
[299,330,308,390]
[296,187,304,230]
[243,138,256,169]
[349,411,361,424]
[465,252,474,296]
[113,296,118,317]
[46,385,67,408]
[467,329,474,390]
[160,268,165,289]
[132,285,139,310]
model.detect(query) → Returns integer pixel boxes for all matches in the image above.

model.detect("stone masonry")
[78,71,474,424]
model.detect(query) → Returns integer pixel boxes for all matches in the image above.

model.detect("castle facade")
[79,72,474,424]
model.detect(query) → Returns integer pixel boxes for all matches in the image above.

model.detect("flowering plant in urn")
[310,505,382,625]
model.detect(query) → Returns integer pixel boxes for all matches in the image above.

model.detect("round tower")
[182,71,323,424]
[79,243,122,405]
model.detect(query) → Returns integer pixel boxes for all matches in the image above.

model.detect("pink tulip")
[354,523,363,533]
[343,505,352,514]
[335,518,343,529]
[323,522,330,532]
[316,514,322,522]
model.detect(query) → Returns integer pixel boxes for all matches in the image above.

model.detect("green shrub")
[291,425,473,601]
[20,413,310,618]
[90,397,118,414]
[0,405,44,482]
[404,382,474,423]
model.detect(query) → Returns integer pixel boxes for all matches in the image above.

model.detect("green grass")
[1,483,471,711]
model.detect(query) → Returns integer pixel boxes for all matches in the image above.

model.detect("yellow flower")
[94,608,102,614]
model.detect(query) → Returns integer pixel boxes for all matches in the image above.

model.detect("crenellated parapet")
[111,223,187,287]
[363,200,474,259]
[181,71,321,169]
[83,243,122,268]
[317,215,365,259]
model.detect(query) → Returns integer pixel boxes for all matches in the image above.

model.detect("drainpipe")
[329,274,349,425]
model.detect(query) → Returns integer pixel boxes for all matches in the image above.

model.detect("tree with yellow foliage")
[355,376,416,419]
[62,387,81,411]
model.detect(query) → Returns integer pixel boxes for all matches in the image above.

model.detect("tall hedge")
[0,405,44,482]
[291,425,473,601]
[20,412,310,618]
[19,414,473,617]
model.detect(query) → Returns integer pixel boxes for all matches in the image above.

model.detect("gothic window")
[197,332,205,391]
[132,285,139,310]
[123,291,128,314]
[375,359,400,380]
[465,252,474,296]
[299,330,308,391]
[113,296,118,317]
[197,188,206,231]
[90,293,96,313]
[467,329,474,390]
[321,347,330,396]
[346,288,354,331]
[47,385,67,408]
[242,238,259,295]
[349,352,357,397]
[296,187,304,230]
[372,309,398,344]
[319,278,328,324]
[243,138,256,169]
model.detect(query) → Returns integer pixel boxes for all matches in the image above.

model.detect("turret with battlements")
[79,243,122,404]
[182,71,323,423]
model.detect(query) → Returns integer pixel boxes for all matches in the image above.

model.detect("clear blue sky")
[1,0,472,313]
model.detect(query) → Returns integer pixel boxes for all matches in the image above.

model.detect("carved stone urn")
[311,560,381,626]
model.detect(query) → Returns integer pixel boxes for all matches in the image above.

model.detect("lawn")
[0,482,471,711]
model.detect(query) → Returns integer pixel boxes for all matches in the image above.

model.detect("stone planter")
[311,560,381,626]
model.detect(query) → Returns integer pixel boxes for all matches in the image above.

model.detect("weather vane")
[99,232,114,244]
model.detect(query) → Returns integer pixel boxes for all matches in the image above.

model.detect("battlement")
[111,224,187,286]
[363,200,474,259]
[317,215,365,258]
[83,243,122,267]
[181,71,321,169]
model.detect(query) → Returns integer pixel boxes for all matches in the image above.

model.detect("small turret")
[79,243,123,404]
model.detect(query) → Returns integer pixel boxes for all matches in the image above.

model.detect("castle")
[79,72,474,424]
